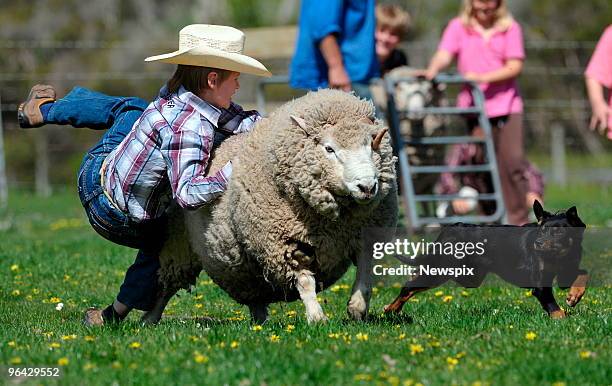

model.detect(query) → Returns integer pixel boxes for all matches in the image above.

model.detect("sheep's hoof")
[306,309,329,324]
[347,304,368,321]
[347,294,368,321]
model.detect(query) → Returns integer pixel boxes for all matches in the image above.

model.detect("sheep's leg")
[347,253,373,321]
[140,289,177,325]
[296,270,328,323]
[248,303,269,324]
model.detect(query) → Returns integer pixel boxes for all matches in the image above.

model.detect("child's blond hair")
[459,0,514,31]
[376,4,411,39]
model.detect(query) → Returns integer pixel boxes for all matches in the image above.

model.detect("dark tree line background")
[0,0,610,191]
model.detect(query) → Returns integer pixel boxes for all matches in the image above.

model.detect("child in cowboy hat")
[18,24,271,326]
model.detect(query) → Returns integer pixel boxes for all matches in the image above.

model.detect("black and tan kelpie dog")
[384,201,589,319]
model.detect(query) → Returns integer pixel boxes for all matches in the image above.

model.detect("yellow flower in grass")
[10,357,22,365]
[50,297,61,303]
[230,341,239,349]
[49,342,61,349]
[410,344,424,355]
[194,294,204,300]
[286,310,297,317]
[252,325,263,331]
[8,341,16,347]
[442,295,453,303]
[446,357,459,370]
[328,333,340,339]
[10,264,19,272]
[11,289,20,296]
[354,374,372,381]
[83,362,96,371]
[84,335,95,342]
[194,303,203,309]
[525,332,537,341]
[356,333,368,341]
[269,334,280,342]
[111,361,122,369]
[57,357,69,366]
[398,333,406,340]
[194,351,209,364]
[434,291,444,297]
[551,382,566,386]
[285,324,295,332]
[61,334,77,341]
[524,290,532,297]
[461,291,470,297]
[129,341,141,349]
[579,350,594,359]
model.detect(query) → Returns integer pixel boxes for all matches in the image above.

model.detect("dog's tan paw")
[566,286,586,307]
[549,309,567,319]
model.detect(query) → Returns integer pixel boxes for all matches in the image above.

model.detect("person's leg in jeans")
[44,86,148,155]
[23,85,163,324]
[493,114,529,225]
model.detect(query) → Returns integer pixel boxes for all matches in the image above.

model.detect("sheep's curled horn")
[359,117,387,151]
[372,128,387,151]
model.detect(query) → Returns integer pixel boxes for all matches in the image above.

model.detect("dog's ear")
[566,206,586,227]
[533,200,548,223]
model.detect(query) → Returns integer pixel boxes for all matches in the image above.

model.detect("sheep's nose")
[357,180,378,197]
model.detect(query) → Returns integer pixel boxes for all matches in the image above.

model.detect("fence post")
[0,94,8,210]
[551,123,567,187]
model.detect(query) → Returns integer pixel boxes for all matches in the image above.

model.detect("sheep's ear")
[372,127,388,151]
[290,115,311,137]
[290,115,307,129]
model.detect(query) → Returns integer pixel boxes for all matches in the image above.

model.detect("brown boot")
[83,307,105,327]
[17,84,56,128]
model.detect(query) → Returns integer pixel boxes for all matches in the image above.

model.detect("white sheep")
[142,89,398,324]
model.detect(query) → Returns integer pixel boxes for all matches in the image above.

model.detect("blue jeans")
[47,87,162,311]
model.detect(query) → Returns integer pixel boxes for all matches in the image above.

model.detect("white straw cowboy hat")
[145,24,272,77]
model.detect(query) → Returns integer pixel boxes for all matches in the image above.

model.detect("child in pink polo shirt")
[421,0,531,225]
[585,25,612,140]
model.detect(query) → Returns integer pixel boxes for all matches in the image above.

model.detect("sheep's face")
[317,123,380,205]
[282,114,392,218]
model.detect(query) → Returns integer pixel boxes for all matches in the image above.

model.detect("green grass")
[1,185,611,386]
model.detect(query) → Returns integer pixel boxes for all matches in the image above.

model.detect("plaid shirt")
[103,86,260,222]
